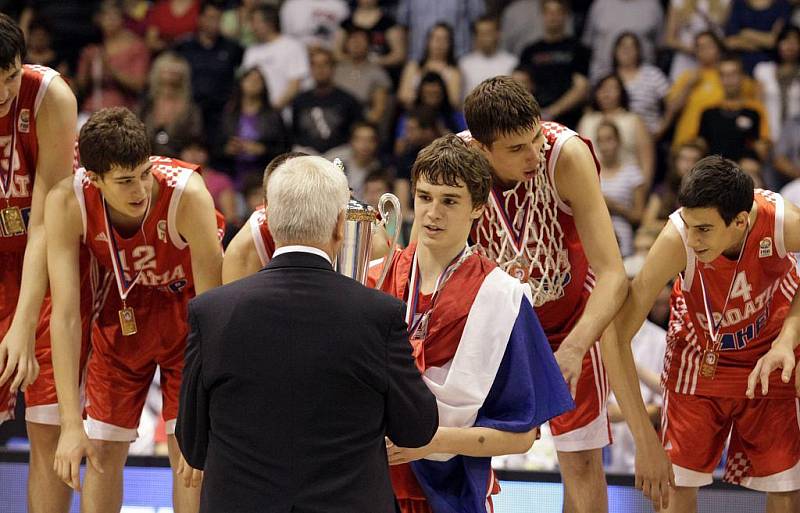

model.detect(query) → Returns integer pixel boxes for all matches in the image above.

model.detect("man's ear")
[85,170,100,185]
[471,203,486,220]
[333,209,346,243]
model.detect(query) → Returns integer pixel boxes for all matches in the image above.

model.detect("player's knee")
[90,439,129,464]
[559,450,604,479]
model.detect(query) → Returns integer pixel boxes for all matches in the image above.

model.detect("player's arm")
[387,425,538,464]
[221,223,263,285]
[0,76,77,392]
[552,137,628,393]
[177,173,223,295]
[747,199,800,397]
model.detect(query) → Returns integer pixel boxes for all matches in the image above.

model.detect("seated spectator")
[292,49,363,154]
[323,121,383,200]
[396,0,484,62]
[582,0,664,82]
[641,138,708,231]
[698,54,771,161]
[362,171,394,210]
[333,27,392,128]
[772,114,800,190]
[612,32,671,138]
[519,0,589,129]
[739,151,767,188]
[595,120,647,256]
[280,0,349,50]
[220,0,261,47]
[139,51,204,157]
[725,0,792,74]
[24,17,68,75]
[242,5,310,110]
[397,23,462,110]
[75,0,149,117]
[459,16,518,101]
[396,72,466,145]
[753,25,800,141]
[218,67,290,180]
[664,0,731,81]
[334,0,406,83]
[180,138,241,231]
[18,1,98,73]
[578,74,655,184]
[500,0,575,57]
[145,0,201,53]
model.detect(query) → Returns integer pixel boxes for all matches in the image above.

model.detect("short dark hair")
[590,73,630,111]
[0,13,25,70]
[695,30,725,53]
[254,5,280,32]
[262,151,309,192]
[472,15,499,32]
[719,51,744,68]
[79,107,150,176]
[350,120,379,138]
[200,0,225,15]
[411,134,492,208]
[464,76,541,146]
[364,170,392,188]
[678,155,754,225]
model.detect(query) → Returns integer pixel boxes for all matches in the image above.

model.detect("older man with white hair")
[176,156,438,513]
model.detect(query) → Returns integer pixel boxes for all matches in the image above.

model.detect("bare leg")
[557,449,608,513]
[662,486,698,513]
[80,440,129,513]
[27,422,72,513]
[167,434,201,513]
[766,490,800,513]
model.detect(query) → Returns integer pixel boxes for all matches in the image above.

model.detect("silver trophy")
[333,160,402,287]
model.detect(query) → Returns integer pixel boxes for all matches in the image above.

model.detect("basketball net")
[475,141,571,307]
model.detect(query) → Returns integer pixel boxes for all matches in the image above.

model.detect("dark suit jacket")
[177,251,438,513]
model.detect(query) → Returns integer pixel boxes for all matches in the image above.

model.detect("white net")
[475,140,572,307]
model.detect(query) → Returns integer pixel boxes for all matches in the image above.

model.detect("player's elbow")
[507,428,539,454]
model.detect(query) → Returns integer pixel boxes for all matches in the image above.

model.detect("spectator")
[334,0,406,83]
[396,0,484,62]
[19,1,99,71]
[725,0,792,74]
[242,5,310,110]
[398,22,462,110]
[324,121,384,199]
[333,27,392,128]
[698,54,771,161]
[220,0,261,47]
[459,16,518,100]
[396,72,466,146]
[241,171,264,215]
[139,51,204,157]
[641,138,708,231]
[578,74,655,184]
[595,120,647,256]
[581,0,664,82]
[772,114,800,189]
[519,0,590,128]
[612,32,671,137]
[753,25,800,140]
[122,0,150,36]
[738,151,766,188]
[24,17,69,74]
[500,0,575,56]
[292,48,363,154]
[145,0,201,53]
[511,66,536,96]
[280,0,349,50]
[175,1,243,143]
[218,67,291,180]
[75,0,150,117]
[663,0,731,81]
[180,138,241,231]
[362,170,393,210]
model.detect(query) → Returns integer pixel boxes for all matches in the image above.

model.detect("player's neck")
[416,240,466,294]
[721,203,757,259]
[107,180,160,236]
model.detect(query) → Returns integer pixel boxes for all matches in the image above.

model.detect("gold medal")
[0,206,25,236]
[412,312,429,340]
[507,261,530,283]
[700,350,718,379]
[119,305,137,336]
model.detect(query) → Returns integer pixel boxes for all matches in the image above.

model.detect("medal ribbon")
[0,98,19,201]
[489,186,531,261]
[102,196,150,304]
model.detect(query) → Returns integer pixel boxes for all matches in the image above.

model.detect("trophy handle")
[375,193,402,289]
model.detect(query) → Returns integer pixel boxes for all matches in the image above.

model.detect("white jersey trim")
[31,66,59,116]
[775,193,787,258]
[73,168,89,244]
[166,166,195,250]
[669,209,695,291]
[249,208,269,266]
[545,127,579,215]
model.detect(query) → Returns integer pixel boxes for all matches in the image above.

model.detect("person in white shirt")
[458,16,518,101]
[280,0,349,50]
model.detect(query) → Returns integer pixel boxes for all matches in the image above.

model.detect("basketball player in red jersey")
[46,108,223,513]
[0,13,94,513]
[461,76,646,513]
[607,156,800,512]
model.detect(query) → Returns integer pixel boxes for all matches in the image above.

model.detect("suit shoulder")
[329,272,405,312]
[189,273,262,312]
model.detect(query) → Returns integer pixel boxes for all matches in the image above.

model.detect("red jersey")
[248,206,275,266]
[469,121,600,348]
[666,190,800,398]
[0,65,59,252]
[75,156,216,298]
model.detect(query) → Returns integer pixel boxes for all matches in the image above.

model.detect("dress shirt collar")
[273,245,333,264]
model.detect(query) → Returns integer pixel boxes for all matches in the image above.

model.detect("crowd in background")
[5,0,800,473]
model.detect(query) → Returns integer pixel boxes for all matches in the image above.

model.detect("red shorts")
[548,343,611,452]
[0,252,24,423]
[663,391,800,491]
[84,286,189,442]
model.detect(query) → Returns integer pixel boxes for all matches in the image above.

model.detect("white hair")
[266,156,350,246]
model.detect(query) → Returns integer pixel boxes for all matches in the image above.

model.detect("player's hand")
[54,425,103,491]
[0,325,40,394]
[634,431,675,511]
[386,437,431,465]
[176,452,203,488]
[554,340,584,398]
[746,341,795,398]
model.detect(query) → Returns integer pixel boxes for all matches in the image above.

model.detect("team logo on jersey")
[18,109,30,133]
[94,232,108,243]
[759,237,772,258]
[157,220,167,242]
